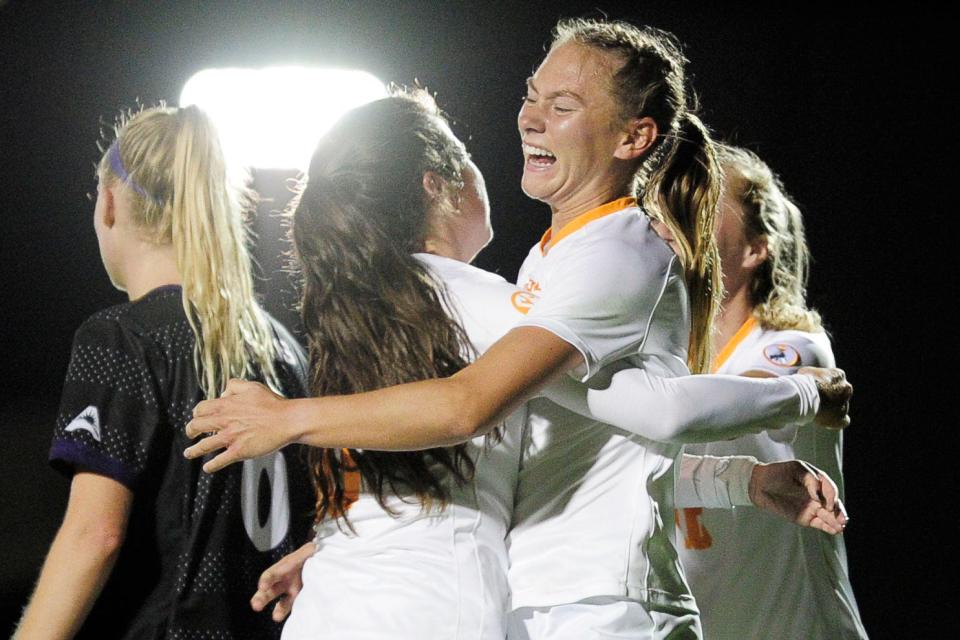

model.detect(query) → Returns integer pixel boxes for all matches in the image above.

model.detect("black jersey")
[49,285,315,640]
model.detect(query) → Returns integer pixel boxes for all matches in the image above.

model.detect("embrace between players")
[16,17,866,640]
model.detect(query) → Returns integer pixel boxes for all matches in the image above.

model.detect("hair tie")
[107,139,162,205]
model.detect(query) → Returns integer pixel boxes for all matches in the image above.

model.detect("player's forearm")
[15,520,125,639]
[284,375,502,450]
[548,369,819,443]
[281,328,576,452]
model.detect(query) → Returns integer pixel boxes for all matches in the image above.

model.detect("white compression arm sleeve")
[543,369,820,443]
[674,453,759,509]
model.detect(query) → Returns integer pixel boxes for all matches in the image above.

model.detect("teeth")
[523,144,555,158]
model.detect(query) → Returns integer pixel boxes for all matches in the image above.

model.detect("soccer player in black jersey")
[15,105,314,639]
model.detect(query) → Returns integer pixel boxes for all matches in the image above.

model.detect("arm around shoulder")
[186,326,582,470]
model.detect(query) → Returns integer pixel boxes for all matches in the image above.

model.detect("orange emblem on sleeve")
[511,278,541,314]
[511,291,537,315]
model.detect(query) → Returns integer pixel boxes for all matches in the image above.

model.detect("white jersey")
[283,253,526,640]
[507,198,698,621]
[678,317,867,639]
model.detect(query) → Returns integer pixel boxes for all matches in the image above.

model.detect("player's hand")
[799,366,852,430]
[251,541,317,622]
[184,379,295,473]
[748,460,847,535]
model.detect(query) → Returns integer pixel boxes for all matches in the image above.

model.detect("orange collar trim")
[539,197,637,255]
[712,316,757,373]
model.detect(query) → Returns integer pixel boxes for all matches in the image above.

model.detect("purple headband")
[107,140,161,204]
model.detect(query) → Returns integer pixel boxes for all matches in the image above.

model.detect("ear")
[744,235,769,269]
[614,116,658,161]
[99,184,118,229]
[422,171,447,201]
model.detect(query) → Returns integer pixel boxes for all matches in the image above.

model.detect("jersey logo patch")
[65,405,102,441]
[511,278,541,315]
[511,290,538,315]
[763,343,801,368]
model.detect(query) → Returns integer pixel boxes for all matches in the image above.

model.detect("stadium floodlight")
[180,66,387,170]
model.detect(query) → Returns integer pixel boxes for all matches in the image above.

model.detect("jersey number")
[241,452,291,551]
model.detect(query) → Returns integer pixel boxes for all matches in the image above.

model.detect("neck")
[715,284,755,358]
[122,242,181,301]
[548,191,633,249]
[548,177,633,240]
[422,239,462,263]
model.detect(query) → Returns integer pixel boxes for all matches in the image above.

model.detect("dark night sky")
[0,1,944,636]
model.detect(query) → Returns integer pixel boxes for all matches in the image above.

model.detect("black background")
[0,1,942,637]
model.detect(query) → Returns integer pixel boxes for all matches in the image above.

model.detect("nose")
[517,99,544,135]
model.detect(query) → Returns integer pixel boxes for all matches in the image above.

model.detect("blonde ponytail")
[99,105,279,398]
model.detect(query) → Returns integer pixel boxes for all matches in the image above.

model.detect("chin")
[520,176,552,203]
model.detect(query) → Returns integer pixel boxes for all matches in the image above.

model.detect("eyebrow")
[525,78,585,102]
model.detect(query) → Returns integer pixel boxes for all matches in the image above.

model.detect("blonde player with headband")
[186,20,851,638]
[672,146,867,638]
[14,105,313,639]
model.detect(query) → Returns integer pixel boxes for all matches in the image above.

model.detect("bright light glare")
[180,67,387,170]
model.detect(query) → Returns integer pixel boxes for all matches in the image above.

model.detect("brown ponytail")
[291,89,477,524]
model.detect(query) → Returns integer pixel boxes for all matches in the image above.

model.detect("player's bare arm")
[186,326,581,473]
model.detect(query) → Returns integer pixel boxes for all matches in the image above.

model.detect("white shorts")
[506,597,701,640]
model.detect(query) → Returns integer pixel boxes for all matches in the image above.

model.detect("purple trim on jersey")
[49,439,138,490]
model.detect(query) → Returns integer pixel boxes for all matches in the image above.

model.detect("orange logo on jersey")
[763,343,801,368]
[511,278,542,314]
[511,290,538,315]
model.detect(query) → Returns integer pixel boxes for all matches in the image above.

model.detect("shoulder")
[416,252,516,296]
[73,302,140,350]
[77,286,187,348]
[549,208,678,293]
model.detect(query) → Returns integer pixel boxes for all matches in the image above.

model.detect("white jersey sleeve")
[516,211,683,381]
[542,367,820,442]
[738,331,834,375]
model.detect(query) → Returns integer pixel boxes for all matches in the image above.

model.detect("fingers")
[251,544,313,621]
[818,472,838,513]
[835,497,848,523]
[799,494,848,535]
[223,378,254,398]
[186,413,226,439]
[192,398,224,420]
[250,590,269,613]
[796,460,837,513]
[251,582,296,622]
[808,512,843,535]
[183,433,228,460]
[251,579,285,613]
[202,449,239,474]
[273,596,294,622]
